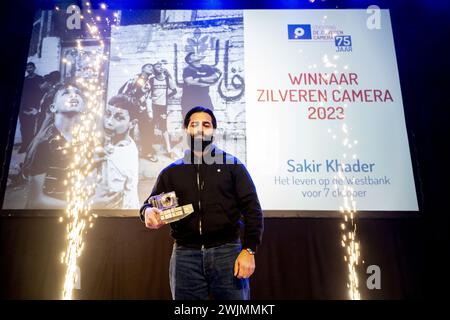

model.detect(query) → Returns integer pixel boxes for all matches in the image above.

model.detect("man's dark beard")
[188,133,214,153]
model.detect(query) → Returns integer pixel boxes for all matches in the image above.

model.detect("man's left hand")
[234,249,255,279]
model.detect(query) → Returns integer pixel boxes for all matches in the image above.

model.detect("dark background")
[0,0,449,299]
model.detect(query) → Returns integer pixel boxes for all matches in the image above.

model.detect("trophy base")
[160,204,194,223]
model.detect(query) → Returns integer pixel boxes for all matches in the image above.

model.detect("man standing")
[180,53,222,118]
[139,106,263,300]
[19,62,44,153]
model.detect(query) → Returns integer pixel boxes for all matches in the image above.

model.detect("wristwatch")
[245,248,256,255]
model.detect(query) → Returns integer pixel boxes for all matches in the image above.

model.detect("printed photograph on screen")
[2,9,110,210]
[106,10,246,206]
[2,9,246,211]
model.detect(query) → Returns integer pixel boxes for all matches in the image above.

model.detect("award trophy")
[148,191,194,223]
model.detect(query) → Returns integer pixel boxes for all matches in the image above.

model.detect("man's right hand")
[144,207,166,229]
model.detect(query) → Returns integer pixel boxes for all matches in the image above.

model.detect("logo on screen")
[335,35,353,52]
[288,24,312,40]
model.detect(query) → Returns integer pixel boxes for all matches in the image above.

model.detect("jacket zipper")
[196,164,202,236]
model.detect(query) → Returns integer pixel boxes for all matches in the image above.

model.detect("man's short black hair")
[26,62,35,67]
[183,106,217,129]
[108,94,139,121]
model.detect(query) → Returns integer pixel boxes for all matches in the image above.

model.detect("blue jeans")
[169,241,250,300]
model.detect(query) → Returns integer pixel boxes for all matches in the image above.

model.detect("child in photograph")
[149,61,177,157]
[118,63,157,162]
[92,94,140,209]
[23,82,86,208]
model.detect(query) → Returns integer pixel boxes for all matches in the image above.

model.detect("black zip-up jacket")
[139,147,263,252]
